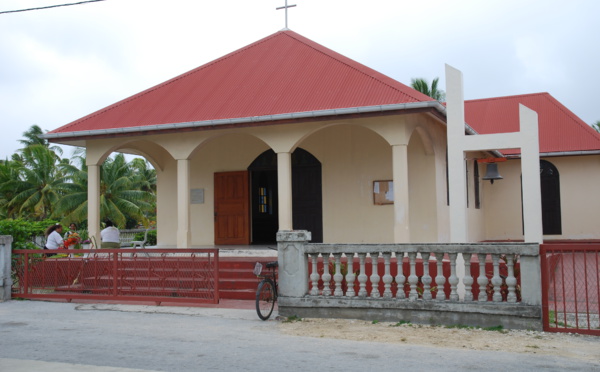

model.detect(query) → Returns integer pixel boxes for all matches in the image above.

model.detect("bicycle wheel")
[256,278,276,320]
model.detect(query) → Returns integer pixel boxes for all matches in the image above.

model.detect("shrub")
[0,219,58,250]
[133,230,157,246]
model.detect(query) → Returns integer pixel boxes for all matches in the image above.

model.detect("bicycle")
[254,261,278,320]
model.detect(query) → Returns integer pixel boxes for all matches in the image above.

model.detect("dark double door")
[249,148,323,244]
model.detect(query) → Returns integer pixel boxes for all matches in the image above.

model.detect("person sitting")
[100,220,121,248]
[44,223,64,256]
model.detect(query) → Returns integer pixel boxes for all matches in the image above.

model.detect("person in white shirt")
[101,220,121,248]
[44,224,64,256]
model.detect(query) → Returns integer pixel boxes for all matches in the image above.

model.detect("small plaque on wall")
[190,188,204,204]
[373,180,394,205]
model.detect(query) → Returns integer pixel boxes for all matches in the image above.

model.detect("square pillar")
[277,230,311,297]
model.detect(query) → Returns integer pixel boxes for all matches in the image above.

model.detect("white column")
[392,144,410,243]
[277,152,293,231]
[177,159,191,248]
[445,65,468,243]
[87,164,101,247]
[519,105,543,244]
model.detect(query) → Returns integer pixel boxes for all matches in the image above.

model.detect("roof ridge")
[465,92,547,104]
[281,30,432,103]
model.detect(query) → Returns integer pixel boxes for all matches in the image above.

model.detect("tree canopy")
[0,125,156,229]
[410,77,446,102]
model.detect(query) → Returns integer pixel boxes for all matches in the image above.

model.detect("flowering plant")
[63,231,81,249]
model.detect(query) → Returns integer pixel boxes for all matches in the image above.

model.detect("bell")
[482,163,503,184]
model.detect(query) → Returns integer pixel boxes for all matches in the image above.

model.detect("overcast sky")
[1,0,598,160]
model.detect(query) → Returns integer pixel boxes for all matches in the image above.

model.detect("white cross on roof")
[276,0,296,29]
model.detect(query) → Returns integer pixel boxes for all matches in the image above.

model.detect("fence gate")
[540,243,600,336]
[11,248,219,305]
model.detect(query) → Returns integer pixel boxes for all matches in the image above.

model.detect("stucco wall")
[189,133,269,245]
[547,155,600,240]
[87,113,449,246]
[483,155,600,241]
[301,124,395,243]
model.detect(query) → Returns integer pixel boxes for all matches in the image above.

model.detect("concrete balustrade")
[277,231,543,330]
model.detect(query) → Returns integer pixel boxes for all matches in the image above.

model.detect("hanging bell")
[482,163,503,184]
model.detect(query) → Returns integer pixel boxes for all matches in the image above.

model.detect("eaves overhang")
[43,101,459,142]
[505,150,600,159]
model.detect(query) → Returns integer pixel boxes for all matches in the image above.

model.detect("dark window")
[540,160,562,235]
[474,161,480,209]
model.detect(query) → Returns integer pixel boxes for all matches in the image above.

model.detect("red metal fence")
[541,243,600,336]
[11,248,219,305]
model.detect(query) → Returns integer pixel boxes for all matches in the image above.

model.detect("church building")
[44,30,600,247]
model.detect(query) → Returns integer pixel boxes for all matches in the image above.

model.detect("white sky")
[1,0,598,159]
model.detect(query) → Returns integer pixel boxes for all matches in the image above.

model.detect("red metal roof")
[50,30,432,135]
[465,93,600,155]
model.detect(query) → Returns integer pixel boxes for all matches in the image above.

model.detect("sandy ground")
[278,317,600,363]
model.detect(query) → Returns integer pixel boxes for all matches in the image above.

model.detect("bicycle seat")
[266,261,278,269]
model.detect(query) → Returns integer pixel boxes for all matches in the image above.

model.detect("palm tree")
[17,125,63,156]
[100,153,155,228]
[592,121,600,133]
[411,77,446,102]
[0,159,25,219]
[53,152,156,229]
[51,150,88,225]
[130,158,157,194]
[6,145,71,220]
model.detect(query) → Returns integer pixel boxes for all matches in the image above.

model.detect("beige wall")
[80,114,600,246]
[188,134,269,245]
[84,113,450,246]
[482,155,600,241]
[546,155,600,240]
[301,124,394,243]
[407,130,438,242]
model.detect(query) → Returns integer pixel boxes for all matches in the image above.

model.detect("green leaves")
[410,77,446,102]
[1,125,157,229]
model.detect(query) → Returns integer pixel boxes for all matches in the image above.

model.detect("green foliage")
[1,125,157,228]
[482,325,506,333]
[133,230,157,246]
[371,320,379,324]
[410,77,446,102]
[282,315,302,323]
[0,218,58,249]
[390,320,411,327]
[444,324,507,333]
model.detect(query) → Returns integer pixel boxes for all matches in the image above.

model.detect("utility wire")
[0,0,106,15]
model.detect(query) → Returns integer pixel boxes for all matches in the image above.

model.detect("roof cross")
[276,0,296,29]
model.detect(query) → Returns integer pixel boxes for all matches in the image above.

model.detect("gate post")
[520,244,542,306]
[0,236,13,302]
[277,230,311,297]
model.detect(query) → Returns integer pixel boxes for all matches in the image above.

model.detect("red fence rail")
[540,243,600,336]
[11,248,219,305]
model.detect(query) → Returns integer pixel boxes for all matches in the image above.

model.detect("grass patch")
[445,324,507,333]
[282,315,302,323]
[391,320,411,327]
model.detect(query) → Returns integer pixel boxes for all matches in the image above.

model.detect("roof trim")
[43,101,449,140]
[506,150,600,158]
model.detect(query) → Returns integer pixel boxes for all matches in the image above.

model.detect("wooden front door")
[214,171,250,245]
